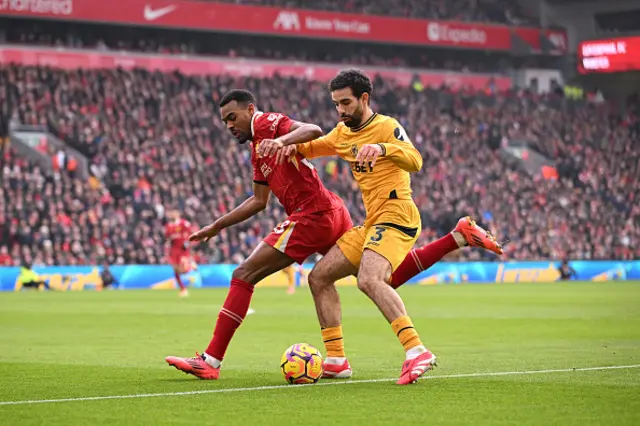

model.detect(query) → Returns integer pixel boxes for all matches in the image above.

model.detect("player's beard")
[341,104,364,129]
[233,130,251,144]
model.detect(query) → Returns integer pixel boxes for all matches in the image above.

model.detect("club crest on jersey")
[351,144,358,157]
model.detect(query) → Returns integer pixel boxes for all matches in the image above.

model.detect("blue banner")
[1,261,638,292]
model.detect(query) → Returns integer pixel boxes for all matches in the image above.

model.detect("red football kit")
[165,110,504,379]
[165,218,194,266]
[250,111,352,263]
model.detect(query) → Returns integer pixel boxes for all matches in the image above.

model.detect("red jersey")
[250,111,343,216]
[165,219,193,252]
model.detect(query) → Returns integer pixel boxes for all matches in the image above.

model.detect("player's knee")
[232,263,255,284]
[308,268,330,291]
[356,275,374,294]
[356,272,382,294]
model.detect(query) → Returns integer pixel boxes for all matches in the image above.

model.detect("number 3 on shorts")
[370,226,386,242]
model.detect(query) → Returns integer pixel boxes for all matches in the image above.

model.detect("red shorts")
[263,207,353,264]
[169,249,192,269]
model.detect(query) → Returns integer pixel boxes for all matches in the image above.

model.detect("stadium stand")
[213,0,539,25]
[2,63,638,266]
[1,18,548,73]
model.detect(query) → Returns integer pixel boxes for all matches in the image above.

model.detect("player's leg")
[358,249,436,385]
[359,221,437,385]
[171,256,188,297]
[390,216,504,288]
[307,244,358,378]
[166,242,294,379]
[189,258,204,287]
[203,243,294,365]
[285,265,296,294]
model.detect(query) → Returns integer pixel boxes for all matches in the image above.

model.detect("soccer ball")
[280,343,324,384]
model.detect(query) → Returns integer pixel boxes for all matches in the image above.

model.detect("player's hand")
[258,138,284,159]
[275,145,297,165]
[189,223,220,243]
[355,144,383,168]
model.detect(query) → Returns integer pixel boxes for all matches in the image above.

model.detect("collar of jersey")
[349,113,378,132]
[250,111,264,138]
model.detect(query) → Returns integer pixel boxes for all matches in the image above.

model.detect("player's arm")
[258,124,338,161]
[189,183,271,242]
[295,129,339,160]
[271,121,328,164]
[164,226,173,249]
[278,121,323,146]
[378,121,423,172]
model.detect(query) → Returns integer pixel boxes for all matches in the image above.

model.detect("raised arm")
[189,183,271,242]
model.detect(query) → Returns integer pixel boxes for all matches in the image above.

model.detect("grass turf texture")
[1,281,639,425]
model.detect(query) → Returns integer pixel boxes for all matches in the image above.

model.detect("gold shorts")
[336,200,420,272]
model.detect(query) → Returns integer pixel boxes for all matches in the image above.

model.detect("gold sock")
[321,326,346,358]
[391,315,423,352]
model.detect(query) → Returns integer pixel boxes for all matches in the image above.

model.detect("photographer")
[17,262,50,291]
[100,261,119,290]
[558,259,577,281]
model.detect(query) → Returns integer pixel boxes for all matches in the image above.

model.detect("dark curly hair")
[219,89,256,108]
[329,69,373,103]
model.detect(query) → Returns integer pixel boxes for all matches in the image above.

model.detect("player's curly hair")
[329,69,373,102]
[219,89,256,108]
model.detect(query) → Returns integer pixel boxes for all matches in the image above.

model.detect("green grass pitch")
[1,281,639,425]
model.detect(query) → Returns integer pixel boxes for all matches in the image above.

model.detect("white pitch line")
[1,364,638,406]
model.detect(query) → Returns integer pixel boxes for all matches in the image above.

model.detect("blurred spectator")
[557,259,577,281]
[0,246,13,266]
[1,18,556,74]
[1,64,638,266]
[100,261,119,289]
[215,0,539,25]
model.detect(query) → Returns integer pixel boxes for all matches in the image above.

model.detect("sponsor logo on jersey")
[394,126,413,144]
[261,163,273,178]
[266,113,283,131]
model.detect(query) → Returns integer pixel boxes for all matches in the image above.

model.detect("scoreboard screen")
[578,36,640,74]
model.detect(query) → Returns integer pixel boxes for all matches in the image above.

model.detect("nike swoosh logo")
[143,4,177,21]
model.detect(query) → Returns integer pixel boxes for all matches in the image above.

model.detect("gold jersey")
[297,113,422,226]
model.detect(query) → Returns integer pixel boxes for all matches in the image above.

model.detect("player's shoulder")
[253,111,290,136]
[333,121,348,134]
[376,114,401,128]
[254,111,289,126]
[376,114,410,141]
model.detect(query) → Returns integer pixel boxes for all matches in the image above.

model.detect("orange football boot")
[454,216,503,255]
[396,350,437,385]
[165,352,220,380]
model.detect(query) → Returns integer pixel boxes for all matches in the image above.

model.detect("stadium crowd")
[1,64,638,266]
[1,19,519,74]
[214,0,538,26]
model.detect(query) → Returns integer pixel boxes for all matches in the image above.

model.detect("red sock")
[205,278,255,361]
[174,271,186,290]
[390,233,460,289]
